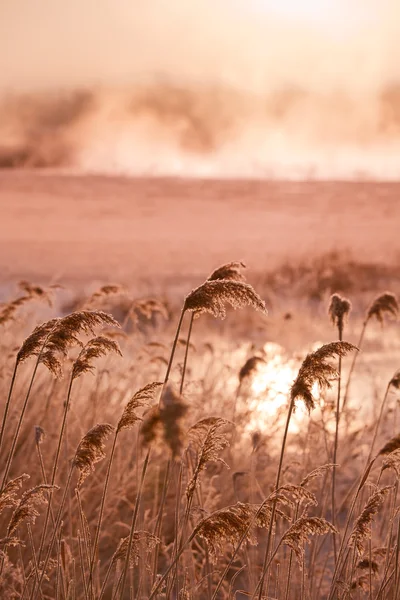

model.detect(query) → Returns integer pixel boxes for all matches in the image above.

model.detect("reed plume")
[357,558,379,574]
[180,260,246,395]
[0,283,54,326]
[366,292,399,324]
[193,501,280,560]
[389,370,400,389]
[186,417,231,499]
[18,281,56,304]
[73,423,114,488]
[40,311,120,378]
[7,484,58,536]
[291,341,356,413]
[329,293,352,338]
[130,298,169,322]
[300,464,337,487]
[0,474,29,515]
[83,284,124,309]
[184,280,267,319]
[279,484,318,508]
[16,319,59,364]
[34,427,45,445]
[71,336,121,380]
[282,515,337,566]
[208,261,246,282]
[117,382,162,433]
[111,532,159,568]
[381,449,400,477]
[378,434,400,456]
[348,486,392,556]
[0,296,34,327]
[238,356,266,383]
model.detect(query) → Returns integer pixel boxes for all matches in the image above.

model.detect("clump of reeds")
[4,264,400,599]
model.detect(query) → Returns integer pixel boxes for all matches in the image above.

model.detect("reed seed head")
[282,514,337,567]
[300,464,338,488]
[357,558,379,574]
[389,370,400,390]
[239,356,266,383]
[381,449,400,477]
[39,311,120,378]
[329,293,351,336]
[117,382,163,433]
[7,484,58,536]
[129,298,169,324]
[72,336,122,380]
[349,486,392,556]
[208,261,246,282]
[112,531,160,568]
[186,418,231,500]
[193,501,284,561]
[366,292,399,324]
[378,434,400,456]
[184,280,267,320]
[83,285,124,309]
[0,283,55,327]
[34,426,45,445]
[291,341,357,412]
[16,319,58,364]
[73,423,114,487]
[279,484,317,508]
[0,474,30,516]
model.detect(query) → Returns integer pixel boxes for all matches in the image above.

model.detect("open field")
[0,173,400,599]
[0,173,399,288]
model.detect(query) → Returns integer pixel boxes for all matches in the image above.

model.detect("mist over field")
[1,0,400,178]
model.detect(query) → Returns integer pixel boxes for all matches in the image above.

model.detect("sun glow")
[240,343,324,435]
[249,0,346,24]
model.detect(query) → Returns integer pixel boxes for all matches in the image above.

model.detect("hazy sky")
[0,0,399,94]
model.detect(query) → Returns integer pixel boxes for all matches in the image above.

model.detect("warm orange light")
[251,0,341,23]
